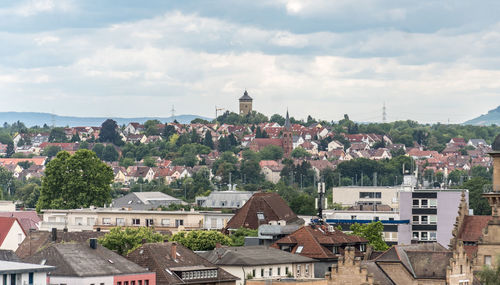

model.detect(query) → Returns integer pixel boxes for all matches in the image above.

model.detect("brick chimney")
[171,242,177,259]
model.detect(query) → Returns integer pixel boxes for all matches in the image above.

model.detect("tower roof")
[284,110,291,131]
[239,90,253,101]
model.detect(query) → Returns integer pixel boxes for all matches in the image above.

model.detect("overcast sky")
[0,0,499,123]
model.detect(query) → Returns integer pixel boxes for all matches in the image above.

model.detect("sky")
[0,0,499,123]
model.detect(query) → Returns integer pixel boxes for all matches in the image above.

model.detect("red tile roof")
[458,215,492,242]
[272,225,367,260]
[0,217,22,247]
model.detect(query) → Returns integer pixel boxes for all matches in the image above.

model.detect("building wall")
[331,187,399,209]
[261,167,281,184]
[248,279,327,285]
[239,101,252,115]
[114,273,156,285]
[1,220,25,251]
[327,247,374,285]
[222,263,315,285]
[2,272,48,285]
[49,275,114,285]
[437,191,467,248]
[203,213,233,230]
[398,192,412,245]
[0,200,16,211]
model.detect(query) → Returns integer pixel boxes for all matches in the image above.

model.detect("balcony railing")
[483,184,500,193]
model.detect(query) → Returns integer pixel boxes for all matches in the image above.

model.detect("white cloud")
[4,0,74,17]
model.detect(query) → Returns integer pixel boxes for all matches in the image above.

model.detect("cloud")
[2,0,74,17]
[0,8,499,123]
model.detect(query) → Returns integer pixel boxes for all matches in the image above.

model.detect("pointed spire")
[284,109,291,131]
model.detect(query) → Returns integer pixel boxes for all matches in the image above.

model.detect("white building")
[0,217,26,251]
[0,260,54,285]
[332,186,400,210]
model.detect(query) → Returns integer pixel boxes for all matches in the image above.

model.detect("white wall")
[1,219,25,251]
[49,275,114,285]
[2,272,48,285]
[221,263,314,285]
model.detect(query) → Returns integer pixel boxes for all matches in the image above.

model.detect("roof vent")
[89,238,97,249]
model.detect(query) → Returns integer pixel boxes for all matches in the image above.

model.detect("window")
[103,218,111,225]
[359,192,381,199]
[132,218,140,225]
[116,218,125,226]
[421,232,428,240]
[374,216,379,221]
[413,232,419,239]
[131,282,135,285]
[413,216,419,223]
[145,280,149,285]
[261,268,264,277]
[18,233,23,243]
[413,199,419,207]
[252,269,256,277]
[389,217,394,221]
[460,265,463,274]
[269,268,272,276]
[421,199,428,208]
[429,199,438,208]
[286,267,289,275]
[175,219,184,227]
[146,219,154,226]
[430,232,437,240]
[75,217,83,225]
[296,246,304,253]
[485,255,492,266]
[351,215,357,220]
[138,281,142,285]
[421,216,428,224]
[124,281,129,285]
[117,282,122,285]
[278,267,281,275]
[257,212,265,220]
[48,216,56,222]
[87,218,95,226]
[305,264,309,276]
[359,244,366,252]
[333,246,339,254]
[29,272,34,285]
[161,219,170,226]
[429,215,437,224]
[297,264,301,276]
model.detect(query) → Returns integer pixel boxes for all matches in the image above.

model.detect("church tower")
[282,110,293,157]
[239,90,253,116]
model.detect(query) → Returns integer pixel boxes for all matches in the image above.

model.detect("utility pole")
[316,182,326,220]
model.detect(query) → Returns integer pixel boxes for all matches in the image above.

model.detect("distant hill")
[464,106,500,126]
[0,112,212,127]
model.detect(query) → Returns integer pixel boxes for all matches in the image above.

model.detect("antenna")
[171,105,176,122]
[382,102,387,123]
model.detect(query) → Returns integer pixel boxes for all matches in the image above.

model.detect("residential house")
[0,217,26,251]
[124,122,145,135]
[244,224,301,246]
[202,212,234,230]
[0,260,54,285]
[126,134,148,144]
[309,160,335,179]
[111,192,184,210]
[0,211,41,232]
[16,229,105,259]
[199,246,316,285]
[224,192,304,232]
[127,242,238,285]
[327,140,344,152]
[24,240,156,285]
[259,160,284,183]
[249,138,283,152]
[195,191,253,210]
[467,139,488,149]
[272,225,368,278]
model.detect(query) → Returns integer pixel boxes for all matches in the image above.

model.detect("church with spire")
[248,109,295,157]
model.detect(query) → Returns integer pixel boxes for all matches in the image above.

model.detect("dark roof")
[493,133,500,151]
[16,230,105,259]
[284,110,291,131]
[224,192,303,231]
[458,215,491,242]
[24,243,150,277]
[0,250,21,262]
[362,261,394,285]
[127,242,238,285]
[272,225,367,260]
[199,245,315,266]
[374,243,450,280]
[239,90,253,101]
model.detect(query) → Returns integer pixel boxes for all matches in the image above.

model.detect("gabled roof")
[199,245,315,266]
[127,242,238,285]
[0,217,24,247]
[0,249,21,262]
[24,242,150,277]
[224,192,302,231]
[111,191,182,210]
[0,211,41,232]
[272,225,367,260]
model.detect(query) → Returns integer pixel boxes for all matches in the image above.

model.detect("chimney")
[89,238,97,249]
[171,242,177,259]
[51,228,57,242]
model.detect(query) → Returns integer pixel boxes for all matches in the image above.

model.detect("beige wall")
[223,263,316,285]
[332,186,399,209]
[248,279,326,285]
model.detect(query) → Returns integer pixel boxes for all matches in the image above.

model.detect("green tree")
[259,145,283,160]
[350,221,389,251]
[42,145,62,157]
[15,183,40,208]
[229,227,258,246]
[170,230,231,251]
[144,120,161,136]
[6,141,14,158]
[99,119,123,145]
[17,161,33,169]
[203,131,214,149]
[48,128,67,142]
[162,125,176,139]
[102,145,119,162]
[291,147,311,159]
[79,141,89,149]
[99,226,168,255]
[270,114,285,125]
[120,157,135,167]
[36,149,114,211]
[92,143,105,159]
[70,134,81,142]
[462,177,491,215]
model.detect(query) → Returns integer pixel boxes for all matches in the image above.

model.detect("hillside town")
[0,93,499,285]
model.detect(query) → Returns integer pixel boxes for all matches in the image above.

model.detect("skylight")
[296,246,304,254]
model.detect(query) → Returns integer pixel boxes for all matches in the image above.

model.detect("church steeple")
[284,109,291,131]
[282,109,293,157]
